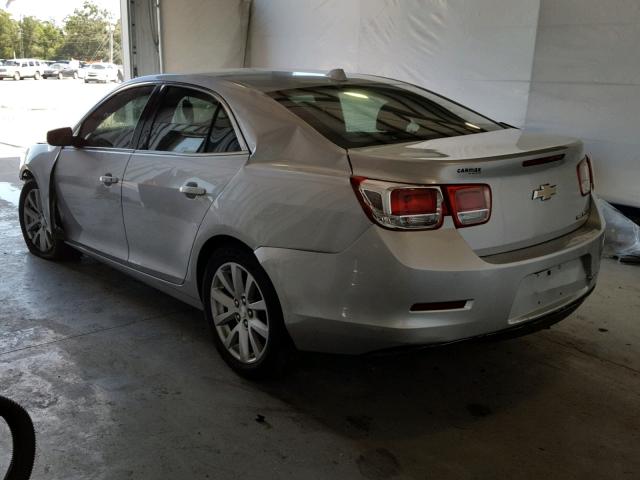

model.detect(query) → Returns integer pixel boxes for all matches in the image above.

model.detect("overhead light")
[344,91,369,99]
[292,71,325,77]
[465,122,481,130]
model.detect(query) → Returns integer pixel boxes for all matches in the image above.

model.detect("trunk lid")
[348,129,591,255]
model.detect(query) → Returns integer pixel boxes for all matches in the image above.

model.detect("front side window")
[145,86,240,154]
[269,84,503,149]
[79,85,154,148]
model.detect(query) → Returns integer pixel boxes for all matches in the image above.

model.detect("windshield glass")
[91,65,106,70]
[269,83,503,149]
[51,63,63,69]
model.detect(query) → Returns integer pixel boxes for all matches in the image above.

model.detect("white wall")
[160,0,251,73]
[246,0,541,126]
[524,0,640,207]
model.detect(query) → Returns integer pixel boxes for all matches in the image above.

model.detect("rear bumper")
[256,196,605,354]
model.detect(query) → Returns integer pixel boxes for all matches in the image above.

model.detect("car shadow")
[255,336,561,443]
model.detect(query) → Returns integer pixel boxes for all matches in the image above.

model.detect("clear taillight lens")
[445,185,492,227]
[577,156,593,196]
[351,177,444,230]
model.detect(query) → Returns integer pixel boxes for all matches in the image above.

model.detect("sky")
[1,0,120,23]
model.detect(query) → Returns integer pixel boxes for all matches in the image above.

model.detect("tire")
[34,71,41,80]
[73,72,78,79]
[84,79,89,84]
[57,73,63,80]
[0,396,36,480]
[13,72,20,81]
[19,180,78,261]
[203,246,291,379]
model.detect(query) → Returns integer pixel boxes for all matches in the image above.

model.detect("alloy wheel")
[210,262,269,364]
[22,188,52,252]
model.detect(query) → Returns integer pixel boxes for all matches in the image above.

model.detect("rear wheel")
[34,71,41,80]
[19,180,78,261]
[203,246,290,379]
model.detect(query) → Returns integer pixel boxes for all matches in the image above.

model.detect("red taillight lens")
[577,155,593,196]
[390,188,439,215]
[445,185,492,227]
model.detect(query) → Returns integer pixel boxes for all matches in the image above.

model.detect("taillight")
[351,177,491,230]
[444,185,492,227]
[577,155,593,196]
[351,177,444,230]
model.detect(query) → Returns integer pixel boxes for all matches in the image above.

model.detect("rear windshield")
[269,84,503,149]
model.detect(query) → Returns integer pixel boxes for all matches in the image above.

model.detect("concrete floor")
[0,152,639,480]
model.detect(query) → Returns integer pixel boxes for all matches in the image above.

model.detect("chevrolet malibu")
[18,69,605,377]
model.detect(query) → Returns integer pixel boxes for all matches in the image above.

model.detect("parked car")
[0,58,45,80]
[43,63,78,80]
[84,63,118,83]
[18,70,604,377]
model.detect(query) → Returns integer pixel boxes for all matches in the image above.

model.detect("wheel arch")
[195,234,254,301]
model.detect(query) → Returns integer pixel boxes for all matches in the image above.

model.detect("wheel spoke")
[25,217,39,230]
[238,325,249,361]
[248,299,266,311]
[211,288,236,309]
[216,270,234,296]
[214,308,237,326]
[244,275,255,299]
[38,229,47,250]
[24,206,39,219]
[26,194,38,213]
[44,230,52,249]
[224,324,240,349]
[249,319,268,339]
[248,328,262,357]
[231,264,244,298]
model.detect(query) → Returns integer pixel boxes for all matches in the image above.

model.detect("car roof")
[145,69,401,93]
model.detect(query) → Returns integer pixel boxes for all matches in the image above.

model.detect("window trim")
[134,81,249,156]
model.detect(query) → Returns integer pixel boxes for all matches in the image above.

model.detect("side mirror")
[46,127,84,147]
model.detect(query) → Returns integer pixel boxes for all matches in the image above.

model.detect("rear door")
[55,84,156,260]
[122,85,248,283]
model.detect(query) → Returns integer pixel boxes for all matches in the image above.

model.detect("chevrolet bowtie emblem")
[532,183,557,201]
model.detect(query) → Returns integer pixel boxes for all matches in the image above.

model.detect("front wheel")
[34,71,41,80]
[19,180,77,260]
[57,73,63,80]
[13,72,20,81]
[203,247,291,379]
[73,72,78,79]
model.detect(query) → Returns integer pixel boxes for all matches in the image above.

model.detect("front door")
[122,85,247,283]
[55,84,155,260]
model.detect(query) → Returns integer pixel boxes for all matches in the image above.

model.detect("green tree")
[0,10,19,59]
[57,1,122,63]
[35,21,64,59]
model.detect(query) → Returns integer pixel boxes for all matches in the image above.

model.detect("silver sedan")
[18,69,605,377]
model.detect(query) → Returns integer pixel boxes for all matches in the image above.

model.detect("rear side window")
[79,85,154,148]
[269,84,503,149]
[145,86,240,154]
